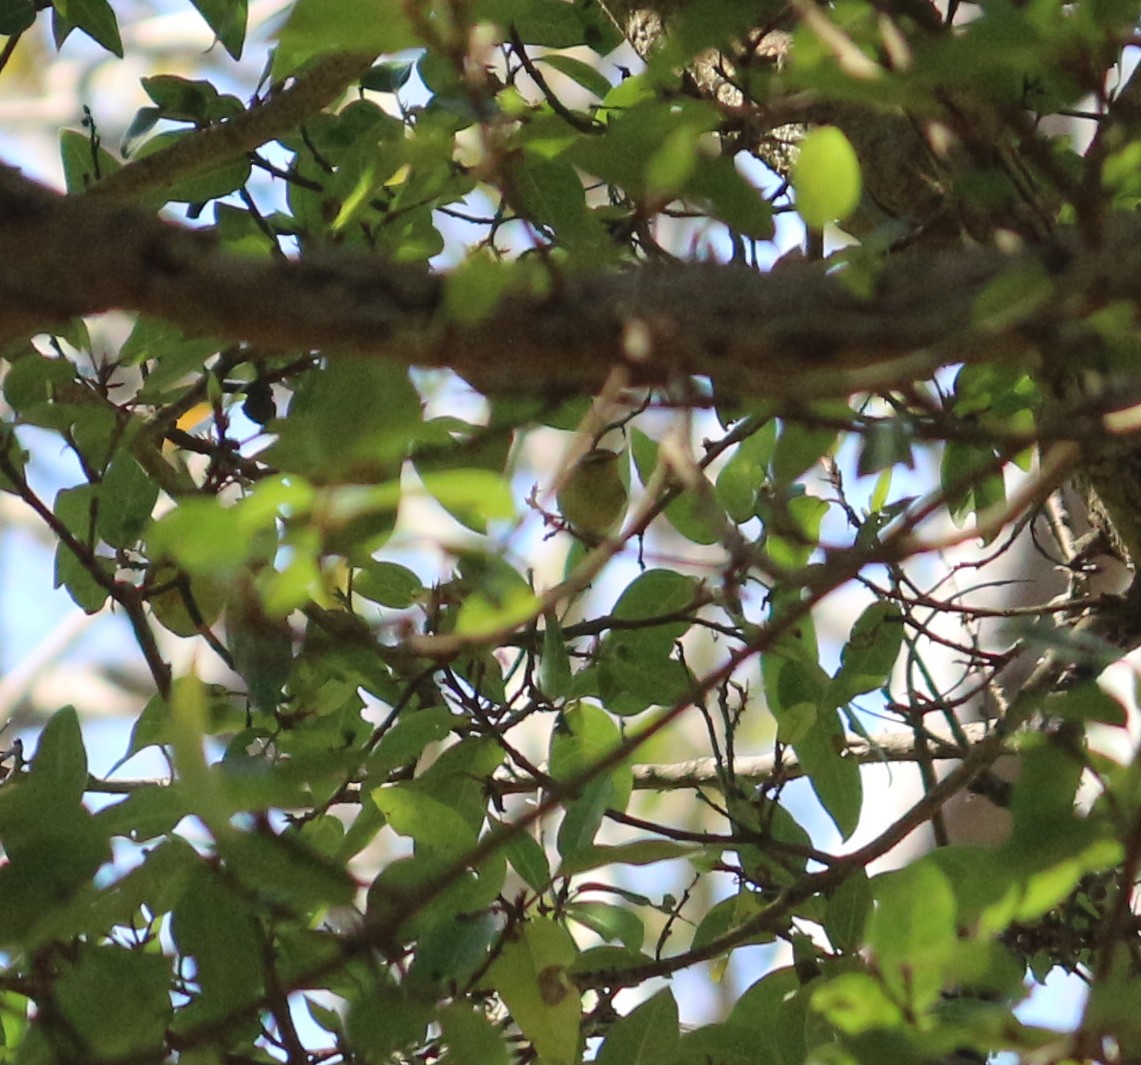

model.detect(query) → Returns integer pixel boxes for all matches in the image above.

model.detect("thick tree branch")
[2,165,1131,401]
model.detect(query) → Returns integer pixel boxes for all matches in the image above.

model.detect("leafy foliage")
[0,0,1138,1064]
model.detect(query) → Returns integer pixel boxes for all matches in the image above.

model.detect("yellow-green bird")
[556,448,628,543]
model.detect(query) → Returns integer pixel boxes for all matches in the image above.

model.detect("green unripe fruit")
[556,448,628,542]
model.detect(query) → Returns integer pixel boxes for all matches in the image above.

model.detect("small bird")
[556,448,628,543]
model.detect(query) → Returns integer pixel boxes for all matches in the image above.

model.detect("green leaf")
[730,963,812,1063]
[0,429,26,497]
[347,986,432,1059]
[438,1003,509,1065]
[426,467,517,523]
[217,826,357,912]
[665,0,765,56]
[118,681,241,768]
[218,749,357,812]
[55,0,121,55]
[486,918,581,1065]
[550,704,633,859]
[444,252,520,325]
[28,707,88,808]
[1007,739,1085,849]
[570,96,715,197]
[367,851,504,941]
[691,892,777,953]
[501,0,606,48]
[59,127,120,193]
[0,0,35,35]
[595,988,678,1065]
[998,832,1121,926]
[728,966,800,1033]
[925,846,1011,933]
[372,783,477,857]
[94,784,191,843]
[598,629,695,714]
[120,315,221,374]
[940,441,1004,528]
[569,944,653,978]
[857,418,915,477]
[360,58,415,93]
[557,774,614,860]
[674,1021,781,1065]
[336,793,386,863]
[188,0,247,58]
[170,867,263,1026]
[792,125,862,229]
[771,418,840,485]
[54,947,171,1057]
[645,124,702,196]
[147,562,227,638]
[407,911,496,990]
[801,717,863,841]
[631,429,722,544]
[226,579,294,712]
[4,354,75,412]
[763,653,861,839]
[70,404,118,472]
[367,706,454,775]
[549,703,621,781]
[305,996,343,1036]
[489,819,551,893]
[688,155,774,240]
[412,418,514,532]
[407,738,502,840]
[829,601,904,703]
[140,75,243,124]
[273,0,420,77]
[869,861,958,1012]
[541,614,573,700]
[121,107,161,157]
[454,557,536,635]
[716,419,776,522]
[611,568,699,623]
[98,451,159,548]
[812,972,906,1034]
[0,822,111,947]
[764,493,829,570]
[566,901,645,951]
[21,839,192,950]
[824,869,873,953]
[513,153,606,251]
[537,53,613,98]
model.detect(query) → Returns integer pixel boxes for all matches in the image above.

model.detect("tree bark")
[0,164,1122,400]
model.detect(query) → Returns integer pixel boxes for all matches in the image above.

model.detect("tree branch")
[500,720,1001,793]
[0,165,1124,401]
[84,721,1001,796]
[86,52,374,203]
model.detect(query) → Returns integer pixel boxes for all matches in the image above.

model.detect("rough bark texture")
[3,163,1141,372]
[2,162,1138,402]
